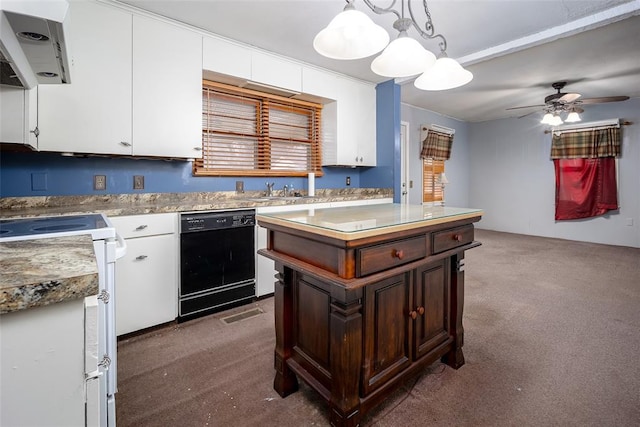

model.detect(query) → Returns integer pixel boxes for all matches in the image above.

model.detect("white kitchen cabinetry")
[111,213,178,336]
[1,299,90,426]
[323,76,377,167]
[251,51,302,93]
[203,36,252,80]
[301,66,339,100]
[38,0,133,155]
[133,15,202,158]
[0,86,38,149]
[38,2,202,158]
[255,199,391,297]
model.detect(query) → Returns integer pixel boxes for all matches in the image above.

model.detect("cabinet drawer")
[357,235,426,276]
[432,225,473,254]
[111,213,176,238]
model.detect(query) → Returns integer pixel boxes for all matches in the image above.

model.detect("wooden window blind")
[422,158,445,203]
[195,80,323,177]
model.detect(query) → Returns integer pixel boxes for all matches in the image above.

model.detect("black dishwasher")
[179,210,255,321]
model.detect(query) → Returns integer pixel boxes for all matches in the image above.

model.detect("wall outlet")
[626,218,634,226]
[133,175,144,190]
[94,175,106,191]
[235,180,244,193]
[346,176,351,186]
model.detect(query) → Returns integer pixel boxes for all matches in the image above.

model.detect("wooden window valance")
[420,126,454,161]
[550,125,621,159]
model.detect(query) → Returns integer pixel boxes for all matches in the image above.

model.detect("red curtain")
[554,157,618,220]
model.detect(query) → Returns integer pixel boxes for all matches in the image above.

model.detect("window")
[194,81,323,177]
[551,123,621,220]
[422,158,445,203]
[420,125,453,205]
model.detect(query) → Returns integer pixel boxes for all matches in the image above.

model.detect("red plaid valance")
[420,128,453,161]
[550,126,621,159]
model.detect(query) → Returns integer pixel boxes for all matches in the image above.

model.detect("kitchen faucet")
[266,182,275,197]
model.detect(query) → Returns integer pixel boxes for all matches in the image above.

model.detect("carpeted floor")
[116,229,640,426]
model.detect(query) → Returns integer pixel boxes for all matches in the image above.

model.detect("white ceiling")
[116,0,640,122]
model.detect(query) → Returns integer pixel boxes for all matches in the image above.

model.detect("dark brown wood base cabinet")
[258,205,482,427]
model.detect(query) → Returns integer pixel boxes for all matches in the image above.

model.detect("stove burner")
[31,223,89,232]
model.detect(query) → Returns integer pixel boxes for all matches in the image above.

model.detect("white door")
[400,121,410,206]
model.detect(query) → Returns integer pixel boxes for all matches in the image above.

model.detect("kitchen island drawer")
[357,235,427,276]
[111,213,176,238]
[432,225,474,254]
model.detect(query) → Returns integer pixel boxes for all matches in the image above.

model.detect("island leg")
[329,295,363,427]
[443,254,465,369]
[273,263,299,397]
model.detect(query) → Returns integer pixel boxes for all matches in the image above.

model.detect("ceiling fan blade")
[506,104,545,111]
[517,110,540,119]
[559,93,581,103]
[579,96,630,104]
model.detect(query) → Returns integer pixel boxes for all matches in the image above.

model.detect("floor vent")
[221,308,264,324]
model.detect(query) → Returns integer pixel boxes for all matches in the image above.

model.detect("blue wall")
[0,151,367,197]
[361,80,400,202]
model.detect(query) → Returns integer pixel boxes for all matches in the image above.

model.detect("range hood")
[0,0,71,89]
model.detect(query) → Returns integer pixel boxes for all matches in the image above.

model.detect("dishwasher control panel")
[181,210,255,233]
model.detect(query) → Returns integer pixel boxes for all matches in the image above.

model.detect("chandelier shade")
[313,6,389,60]
[370,34,436,78]
[314,0,473,90]
[413,57,473,91]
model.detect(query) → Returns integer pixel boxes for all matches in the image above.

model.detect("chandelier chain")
[361,0,448,53]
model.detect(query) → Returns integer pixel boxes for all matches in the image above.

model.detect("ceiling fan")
[507,81,630,125]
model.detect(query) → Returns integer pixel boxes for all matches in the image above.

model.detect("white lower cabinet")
[111,213,178,336]
[255,199,392,297]
[0,299,88,426]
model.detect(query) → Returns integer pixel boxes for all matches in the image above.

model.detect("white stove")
[0,213,126,427]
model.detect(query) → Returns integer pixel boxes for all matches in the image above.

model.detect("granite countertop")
[0,189,393,219]
[0,235,99,314]
[257,204,484,241]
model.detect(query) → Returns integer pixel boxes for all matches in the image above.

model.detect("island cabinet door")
[361,272,413,396]
[413,259,451,360]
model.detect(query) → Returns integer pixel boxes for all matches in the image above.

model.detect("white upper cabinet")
[132,15,202,158]
[37,1,202,158]
[322,76,377,167]
[251,52,302,92]
[38,0,133,155]
[301,66,339,100]
[202,36,251,80]
[0,86,38,149]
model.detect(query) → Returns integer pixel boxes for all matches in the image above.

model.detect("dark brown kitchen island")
[257,204,483,426]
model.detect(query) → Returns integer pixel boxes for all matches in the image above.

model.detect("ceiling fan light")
[313,7,389,60]
[370,35,436,78]
[414,57,473,91]
[565,111,582,123]
[550,114,563,126]
[541,113,554,124]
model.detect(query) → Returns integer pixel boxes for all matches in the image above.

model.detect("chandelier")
[313,0,473,91]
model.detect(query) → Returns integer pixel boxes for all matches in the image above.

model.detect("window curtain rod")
[544,119,632,134]
[422,124,455,135]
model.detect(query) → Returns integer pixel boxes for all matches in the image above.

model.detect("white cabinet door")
[302,66,338,100]
[0,86,37,148]
[38,0,132,155]
[251,51,302,92]
[115,233,177,335]
[133,15,202,158]
[203,36,252,80]
[322,77,377,167]
[112,213,178,335]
